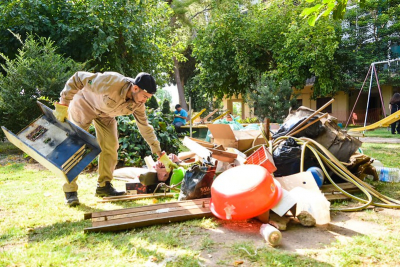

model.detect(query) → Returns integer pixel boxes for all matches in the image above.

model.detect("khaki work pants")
[62,93,119,192]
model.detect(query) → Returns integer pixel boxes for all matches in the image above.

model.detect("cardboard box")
[207,124,266,152]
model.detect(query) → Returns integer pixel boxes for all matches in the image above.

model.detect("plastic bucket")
[210,165,282,220]
[170,167,185,189]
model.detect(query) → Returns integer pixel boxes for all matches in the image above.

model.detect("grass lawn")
[1,140,400,266]
[352,127,399,138]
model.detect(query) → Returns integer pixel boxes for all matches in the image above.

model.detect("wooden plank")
[84,211,212,233]
[182,136,212,159]
[321,182,361,193]
[201,109,218,123]
[90,198,210,218]
[93,206,210,227]
[98,193,175,203]
[207,147,237,163]
[324,193,351,201]
[188,137,215,148]
[93,202,206,223]
[84,198,212,232]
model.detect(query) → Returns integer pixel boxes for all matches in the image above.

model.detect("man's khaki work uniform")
[60,71,161,192]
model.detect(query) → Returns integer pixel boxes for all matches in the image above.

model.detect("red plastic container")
[245,145,277,173]
[210,165,282,220]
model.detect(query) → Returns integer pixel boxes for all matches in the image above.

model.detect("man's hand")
[53,102,69,122]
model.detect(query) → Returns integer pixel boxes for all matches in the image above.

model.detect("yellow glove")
[53,102,69,122]
[158,152,179,173]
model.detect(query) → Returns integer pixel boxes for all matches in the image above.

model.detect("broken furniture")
[84,198,212,232]
[1,101,101,183]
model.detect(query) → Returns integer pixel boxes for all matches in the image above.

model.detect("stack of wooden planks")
[84,198,212,232]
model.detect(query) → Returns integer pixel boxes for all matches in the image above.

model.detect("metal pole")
[373,64,386,117]
[363,64,374,133]
[370,58,400,66]
[345,65,372,128]
[189,97,192,138]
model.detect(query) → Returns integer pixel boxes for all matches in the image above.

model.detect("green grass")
[361,143,400,168]
[362,127,399,138]
[1,140,400,266]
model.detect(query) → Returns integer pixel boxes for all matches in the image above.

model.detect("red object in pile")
[245,145,277,173]
[210,165,282,220]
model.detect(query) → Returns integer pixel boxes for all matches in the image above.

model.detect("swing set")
[346,58,400,132]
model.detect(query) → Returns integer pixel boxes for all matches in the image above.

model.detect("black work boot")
[95,181,125,197]
[65,192,80,206]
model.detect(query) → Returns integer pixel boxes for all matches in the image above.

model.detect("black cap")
[133,72,157,94]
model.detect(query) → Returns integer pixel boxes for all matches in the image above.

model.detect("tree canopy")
[191,1,342,99]
[0,0,183,83]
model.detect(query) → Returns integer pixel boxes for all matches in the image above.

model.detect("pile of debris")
[84,100,400,247]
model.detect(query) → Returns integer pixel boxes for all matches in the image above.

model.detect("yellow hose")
[272,136,400,211]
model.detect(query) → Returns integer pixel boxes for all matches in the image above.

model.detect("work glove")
[53,102,69,122]
[158,152,179,173]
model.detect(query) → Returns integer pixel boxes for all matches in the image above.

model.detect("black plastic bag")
[273,137,317,177]
[178,164,216,201]
[272,116,324,139]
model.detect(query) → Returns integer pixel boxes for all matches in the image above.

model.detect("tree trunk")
[174,57,188,111]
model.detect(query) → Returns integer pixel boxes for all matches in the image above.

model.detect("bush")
[147,96,159,110]
[0,33,84,139]
[116,109,181,167]
[246,76,298,123]
[162,99,170,114]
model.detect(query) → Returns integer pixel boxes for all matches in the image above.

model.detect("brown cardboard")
[207,124,266,152]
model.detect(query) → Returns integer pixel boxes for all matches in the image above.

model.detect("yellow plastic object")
[212,110,231,122]
[158,153,179,172]
[190,108,206,124]
[348,109,400,132]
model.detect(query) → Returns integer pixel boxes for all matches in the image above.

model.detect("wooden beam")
[84,198,212,232]
[182,136,212,159]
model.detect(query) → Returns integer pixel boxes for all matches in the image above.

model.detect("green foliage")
[0,0,183,83]
[191,1,342,98]
[162,99,171,114]
[192,3,271,99]
[147,96,159,110]
[184,75,221,114]
[246,77,298,123]
[116,109,181,167]
[0,33,84,139]
[336,0,400,89]
[155,89,172,107]
[300,0,368,26]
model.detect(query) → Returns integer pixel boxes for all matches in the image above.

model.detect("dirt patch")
[192,209,396,265]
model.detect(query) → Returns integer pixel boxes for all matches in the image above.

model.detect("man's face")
[176,107,182,112]
[130,85,152,104]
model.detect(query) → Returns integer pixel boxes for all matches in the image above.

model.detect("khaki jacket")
[60,71,161,154]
